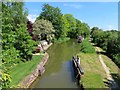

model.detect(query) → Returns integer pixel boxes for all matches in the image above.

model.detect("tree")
[37,4,63,39]
[91,27,120,67]
[76,19,82,36]
[76,19,90,38]
[61,15,70,38]
[2,2,36,87]
[64,14,76,38]
[11,2,36,61]
[33,19,55,42]
[91,27,99,35]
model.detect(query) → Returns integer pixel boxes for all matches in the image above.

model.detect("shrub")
[53,37,70,43]
[80,39,95,53]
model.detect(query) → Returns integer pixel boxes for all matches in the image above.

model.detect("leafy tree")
[33,19,55,42]
[2,2,36,87]
[76,19,90,38]
[76,19,82,36]
[81,23,90,38]
[27,21,33,36]
[90,27,99,35]
[64,14,76,38]
[91,27,120,67]
[2,2,20,64]
[0,63,11,88]
[61,15,70,38]
[11,2,36,61]
[37,4,63,39]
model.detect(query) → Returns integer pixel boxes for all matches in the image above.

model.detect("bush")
[53,37,70,43]
[80,39,95,53]
[113,54,120,68]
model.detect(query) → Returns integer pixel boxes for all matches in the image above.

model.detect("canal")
[31,39,81,88]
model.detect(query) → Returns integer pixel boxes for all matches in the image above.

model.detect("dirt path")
[95,47,118,88]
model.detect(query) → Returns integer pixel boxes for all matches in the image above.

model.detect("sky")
[24,2,118,30]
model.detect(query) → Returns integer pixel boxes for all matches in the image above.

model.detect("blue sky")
[24,2,118,30]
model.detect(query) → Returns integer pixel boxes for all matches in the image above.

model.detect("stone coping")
[19,53,49,88]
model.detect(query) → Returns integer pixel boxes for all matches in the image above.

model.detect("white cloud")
[27,14,39,23]
[63,3,83,9]
[106,25,118,30]
[108,25,113,30]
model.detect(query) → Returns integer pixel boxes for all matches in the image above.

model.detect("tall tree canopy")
[33,19,55,42]
[64,14,77,38]
[36,4,90,39]
[2,2,36,87]
[91,27,120,67]
[76,19,90,38]
[37,4,63,39]
[61,15,70,38]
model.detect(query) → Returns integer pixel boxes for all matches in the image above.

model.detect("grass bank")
[101,55,118,73]
[102,55,120,87]
[9,55,43,87]
[77,53,107,88]
[53,37,70,43]
[97,47,120,87]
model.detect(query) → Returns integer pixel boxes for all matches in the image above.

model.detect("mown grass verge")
[101,55,120,87]
[97,47,120,87]
[9,55,43,87]
[101,55,118,73]
[77,53,107,88]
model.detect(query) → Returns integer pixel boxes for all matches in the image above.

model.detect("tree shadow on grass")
[111,73,120,87]
[103,78,110,88]
[103,73,120,90]
[96,48,120,68]
[96,50,107,55]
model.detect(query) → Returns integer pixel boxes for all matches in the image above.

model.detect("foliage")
[91,27,109,50]
[0,63,11,88]
[91,27,120,67]
[33,19,55,42]
[2,2,36,62]
[64,14,77,38]
[37,4,63,39]
[36,4,91,41]
[80,39,95,53]
[76,19,90,38]
[27,21,33,36]
[53,37,70,43]
[61,15,70,38]
[63,14,90,38]
[0,71,11,88]
[2,2,36,87]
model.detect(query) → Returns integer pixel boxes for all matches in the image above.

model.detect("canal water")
[31,39,81,88]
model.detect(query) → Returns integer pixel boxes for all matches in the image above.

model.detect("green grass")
[77,53,107,88]
[9,55,43,87]
[101,54,120,87]
[96,47,119,73]
[53,37,70,43]
[80,39,96,53]
[101,55,118,73]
